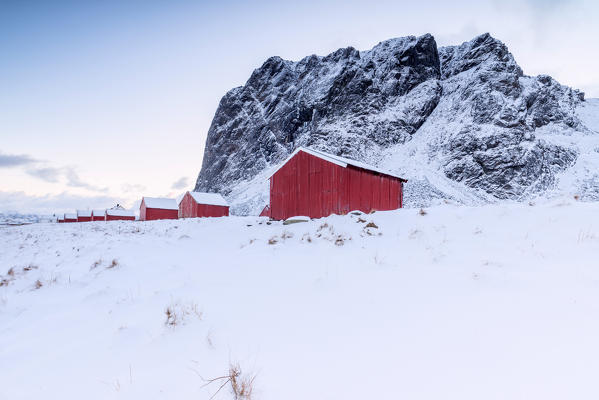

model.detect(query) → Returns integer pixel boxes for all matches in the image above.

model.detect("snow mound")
[2,201,599,399]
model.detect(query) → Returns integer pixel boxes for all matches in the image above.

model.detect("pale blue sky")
[1,0,598,214]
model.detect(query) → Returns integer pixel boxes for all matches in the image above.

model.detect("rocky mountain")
[195,33,599,213]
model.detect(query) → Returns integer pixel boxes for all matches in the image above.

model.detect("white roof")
[92,209,105,216]
[142,197,178,210]
[186,191,229,207]
[106,209,135,217]
[266,147,407,181]
[64,213,77,219]
[77,210,92,217]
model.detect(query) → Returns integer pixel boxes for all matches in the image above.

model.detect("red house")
[263,147,407,220]
[92,210,106,221]
[106,208,135,221]
[178,191,229,218]
[77,210,92,222]
[64,213,78,223]
[139,197,178,221]
[57,215,64,223]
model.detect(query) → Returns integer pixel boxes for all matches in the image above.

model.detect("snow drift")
[2,201,599,399]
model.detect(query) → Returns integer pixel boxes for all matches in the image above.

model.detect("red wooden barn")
[106,208,135,221]
[262,147,407,220]
[77,210,92,222]
[178,191,229,218]
[139,197,178,221]
[64,213,78,223]
[92,209,106,221]
[57,215,64,223]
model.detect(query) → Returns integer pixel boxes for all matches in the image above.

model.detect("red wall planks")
[267,150,405,220]
[140,199,178,221]
[144,208,178,221]
[106,214,135,221]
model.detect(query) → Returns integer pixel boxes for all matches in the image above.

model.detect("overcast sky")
[1,0,598,214]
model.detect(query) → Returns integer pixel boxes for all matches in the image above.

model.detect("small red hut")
[64,213,78,223]
[77,210,92,222]
[263,147,407,220]
[259,205,270,217]
[139,197,178,221]
[106,208,135,221]
[92,210,106,221]
[178,191,229,218]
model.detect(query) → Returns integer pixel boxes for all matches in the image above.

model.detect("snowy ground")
[1,200,599,399]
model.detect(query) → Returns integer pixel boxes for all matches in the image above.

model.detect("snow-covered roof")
[185,191,229,207]
[64,213,77,219]
[77,210,92,217]
[142,197,178,210]
[106,209,135,217]
[92,209,105,216]
[266,147,407,181]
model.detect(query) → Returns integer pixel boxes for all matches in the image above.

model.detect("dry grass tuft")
[268,237,278,245]
[280,231,294,240]
[90,259,102,270]
[0,279,9,287]
[165,307,177,326]
[419,208,427,216]
[301,233,312,243]
[107,259,119,269]
[229,363,255,400]
[365,222,378,229]
[7,268,14,277]
[164,302,202,327]
[356,218,366,223]
[23,264,38,272]
[202,362,256,400]
[34,279,43,290]
[334,235,345,246]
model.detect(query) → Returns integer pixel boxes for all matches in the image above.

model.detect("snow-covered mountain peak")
[195,33,598,214]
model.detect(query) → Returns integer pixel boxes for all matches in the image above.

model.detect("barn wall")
[145,208,178,221]
[92,215,105,222]
[178,193,194,218]
[77,216,92,222]
[269,151,404,220]
[196,203,228,218]
[106,215,135,221]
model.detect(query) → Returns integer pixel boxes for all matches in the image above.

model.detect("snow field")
[1,200,599,399]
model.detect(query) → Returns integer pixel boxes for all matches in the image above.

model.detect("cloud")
[2,149,108,193]
[171,176,189,190]
[64,168,108,192]
[26,167,63,183]
[24,165,108,192]
[0,152,37,168]
[0,190,126,215]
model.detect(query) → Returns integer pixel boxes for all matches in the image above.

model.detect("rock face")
[195,33,596,212]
